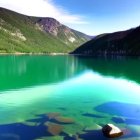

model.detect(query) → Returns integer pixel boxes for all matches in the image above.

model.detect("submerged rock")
[102,124,123,138]
[54,116,75,124]
[47,122,63,135]
[47,112,61,119]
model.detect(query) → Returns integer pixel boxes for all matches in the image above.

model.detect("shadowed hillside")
[72,26,140,56]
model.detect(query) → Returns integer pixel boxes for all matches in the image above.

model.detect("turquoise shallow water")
[0,55,140,140]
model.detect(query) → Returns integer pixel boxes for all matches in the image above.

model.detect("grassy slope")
[0,8,89,53]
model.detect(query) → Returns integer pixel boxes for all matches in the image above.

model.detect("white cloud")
[0,0,87,24]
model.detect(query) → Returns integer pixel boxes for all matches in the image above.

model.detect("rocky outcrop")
[0,18,26,41]
[37,18,61,36]
[37,17,90,46]
[102,124,123,138]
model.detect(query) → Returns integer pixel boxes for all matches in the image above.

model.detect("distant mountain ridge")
[0,7,90,53]
[72,26,140,56]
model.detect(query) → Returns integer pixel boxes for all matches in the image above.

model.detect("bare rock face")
[38,18,61,36]
[37,17,76,41]
[102,124,123,138]
[37,17,90,47]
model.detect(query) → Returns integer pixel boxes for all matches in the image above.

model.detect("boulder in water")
[102,124,123,138]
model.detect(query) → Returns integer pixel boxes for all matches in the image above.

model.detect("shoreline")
[0,53,139,58]
[0,52,69,56]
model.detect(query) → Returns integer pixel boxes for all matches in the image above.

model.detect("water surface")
[0,55,140,140]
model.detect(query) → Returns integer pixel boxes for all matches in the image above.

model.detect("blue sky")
[1,0,140,35]
[53,0,140,35]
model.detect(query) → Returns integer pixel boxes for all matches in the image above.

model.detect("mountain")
[72,26,140,56]
[0,8,90,53]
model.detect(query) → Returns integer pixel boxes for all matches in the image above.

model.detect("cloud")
[0,0,87,24]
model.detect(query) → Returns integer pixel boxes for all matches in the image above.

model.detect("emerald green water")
[0,55,140,140]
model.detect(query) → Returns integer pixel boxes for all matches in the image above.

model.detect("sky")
[0,0,140,35]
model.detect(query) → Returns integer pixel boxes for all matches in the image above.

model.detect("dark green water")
[0,55,140,140]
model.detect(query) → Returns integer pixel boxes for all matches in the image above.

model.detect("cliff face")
[72,26,140,56]
[0,8,90,53]
[37,18,62,36]
[37,17,90,47]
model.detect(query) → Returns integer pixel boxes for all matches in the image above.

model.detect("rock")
[47,112,61,119]
[54,116,75,124]
[102,124,123,138]
[47,122,63,135]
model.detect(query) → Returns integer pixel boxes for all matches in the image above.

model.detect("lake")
[0,55,140,140]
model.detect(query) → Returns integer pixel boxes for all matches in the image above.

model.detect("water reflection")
[77,56,140,84]
[1,55,140,91]
[0,55,86,91]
